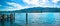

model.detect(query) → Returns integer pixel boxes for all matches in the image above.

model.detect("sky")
[0,0,60,11]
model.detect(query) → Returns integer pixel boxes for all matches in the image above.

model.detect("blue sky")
[0,0,60,11]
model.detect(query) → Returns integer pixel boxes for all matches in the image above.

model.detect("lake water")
[0,13,60,26]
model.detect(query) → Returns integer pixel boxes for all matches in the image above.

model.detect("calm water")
[0,13,60,26]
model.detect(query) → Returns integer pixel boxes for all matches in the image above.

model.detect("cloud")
[51,0,60,8]
[7,2,23,9]
[3,2,29,11]
[23,0,60,8]
[23,0,49,6]
[0,2,24,11]
[1,0,60,11]
[52,0,60,3]
[1,2,35,11]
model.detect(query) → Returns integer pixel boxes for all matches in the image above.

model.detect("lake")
[0,13,60,26]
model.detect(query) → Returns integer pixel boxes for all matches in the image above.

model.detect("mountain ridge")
[0,7,60,13]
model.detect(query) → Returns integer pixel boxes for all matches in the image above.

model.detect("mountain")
[0,7,60,13]
[14,7,60,13]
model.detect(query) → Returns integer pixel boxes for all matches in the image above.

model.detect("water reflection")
[15,13,26,26]
[1,19,5,26]
[0,19,15,26]
[28,13,55,26]
[10,20,14,26]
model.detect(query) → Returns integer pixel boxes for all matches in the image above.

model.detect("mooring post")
[14,13,15,21]
[26,13,28,26]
